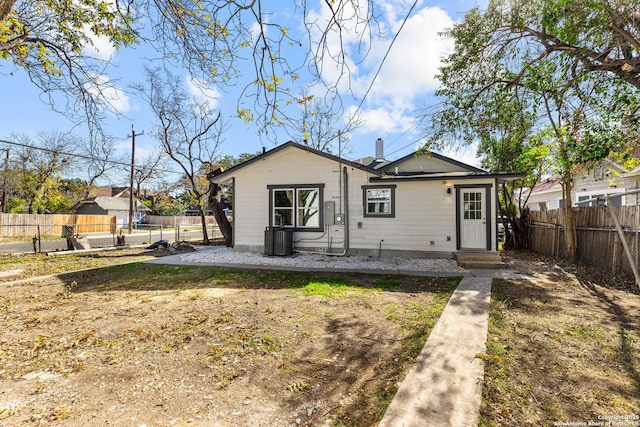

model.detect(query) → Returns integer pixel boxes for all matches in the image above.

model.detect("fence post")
[160,225,163,241]
[612,231,618,276]
[635,230,639,265]
[607,202,640,289]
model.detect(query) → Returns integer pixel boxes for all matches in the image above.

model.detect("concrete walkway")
[379,276,492,427]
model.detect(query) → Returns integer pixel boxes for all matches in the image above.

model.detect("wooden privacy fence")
[0,214,116,238]
[528,206,640,277]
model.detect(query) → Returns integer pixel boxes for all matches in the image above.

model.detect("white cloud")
[304,0,372,92]
[335,4,457,155]
[82,31,117,61]
[185,76,221,108]
[85,74,130,114]
[439,141,481,168]
[360,6,454,101]
[349,104,414,134]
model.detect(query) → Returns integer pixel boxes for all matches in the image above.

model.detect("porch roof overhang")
[369,171,525,183]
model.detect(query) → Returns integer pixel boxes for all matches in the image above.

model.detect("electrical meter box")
[324,201,335,225]
[334,213,345,225]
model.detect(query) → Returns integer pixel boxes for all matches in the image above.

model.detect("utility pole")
[128,126,143,235]
[1,148,8,213]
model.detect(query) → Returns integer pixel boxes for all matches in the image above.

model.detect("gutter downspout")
[343,166,350,254]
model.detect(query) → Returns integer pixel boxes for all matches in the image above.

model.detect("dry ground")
[0,255,457,426]
[480,251,640,426]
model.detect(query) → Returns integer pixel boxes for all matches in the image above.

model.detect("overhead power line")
[345,0,421,131]
[0,138,184,176]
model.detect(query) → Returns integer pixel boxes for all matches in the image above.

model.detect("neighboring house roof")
[626,166,640,176]
[523,176,563,197]
[90,186,130,197]
[71,196,151,213]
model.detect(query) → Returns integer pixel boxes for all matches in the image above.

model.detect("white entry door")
[460,189,486,249]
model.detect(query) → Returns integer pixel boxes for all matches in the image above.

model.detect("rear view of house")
[210,141,521,258]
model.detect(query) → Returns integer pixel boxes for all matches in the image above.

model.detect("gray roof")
[208,141,523,184]
[209,141,381,184]
[72,196,151,212]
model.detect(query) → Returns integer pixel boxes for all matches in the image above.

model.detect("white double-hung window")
[269,184,323,230]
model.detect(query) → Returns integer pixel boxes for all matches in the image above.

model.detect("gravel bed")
[179,247,468,273]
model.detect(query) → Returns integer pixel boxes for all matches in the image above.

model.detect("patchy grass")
[0,248,160,280]
[0,260,459,426]
[479,262,640,426]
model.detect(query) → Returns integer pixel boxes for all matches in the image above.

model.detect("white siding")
[228,145,498,254]
[349,180,457,252]
[349,178,497,253]
[230,147,361,251]
[526,191,562,211]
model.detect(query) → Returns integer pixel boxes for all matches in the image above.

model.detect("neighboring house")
[524,160,640,211]
[70,196,151,227]
[88,186,130,198]
[209,141,522,257]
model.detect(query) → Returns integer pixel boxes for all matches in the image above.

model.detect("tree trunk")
[0,0,16,22]
[208,181,232,247]
[562,180,577,260]
[499,183,529,251]
[198,205,210,245]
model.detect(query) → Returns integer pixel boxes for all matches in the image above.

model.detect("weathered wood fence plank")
[529,206,640,278]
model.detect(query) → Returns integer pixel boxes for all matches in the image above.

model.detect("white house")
[524,160,640,211]
[70,196,150,228]
[210,141,522,258]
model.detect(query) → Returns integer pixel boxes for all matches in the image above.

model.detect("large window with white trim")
[269,184,323,230]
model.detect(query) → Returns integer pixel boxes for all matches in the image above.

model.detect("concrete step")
[453,253,503,263]
[453,252,506,269]
[457,260,506,269]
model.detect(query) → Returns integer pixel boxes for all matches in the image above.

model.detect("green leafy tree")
[2,0,381,139]
[151,193,188,216]
[11,132,76,214]
[423,0,640,259]
[6,196,26,213]
[1,0,138,134]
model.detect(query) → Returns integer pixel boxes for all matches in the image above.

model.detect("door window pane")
[463,191,482,220]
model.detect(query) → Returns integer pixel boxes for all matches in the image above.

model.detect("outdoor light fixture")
[446,187,452,195]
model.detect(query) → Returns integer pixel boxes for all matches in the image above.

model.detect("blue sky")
[0,0,485,187]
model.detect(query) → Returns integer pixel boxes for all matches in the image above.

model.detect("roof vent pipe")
[375,138,384,160]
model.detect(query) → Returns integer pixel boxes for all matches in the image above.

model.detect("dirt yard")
[480,251,640,426]
[0,259,457,426]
